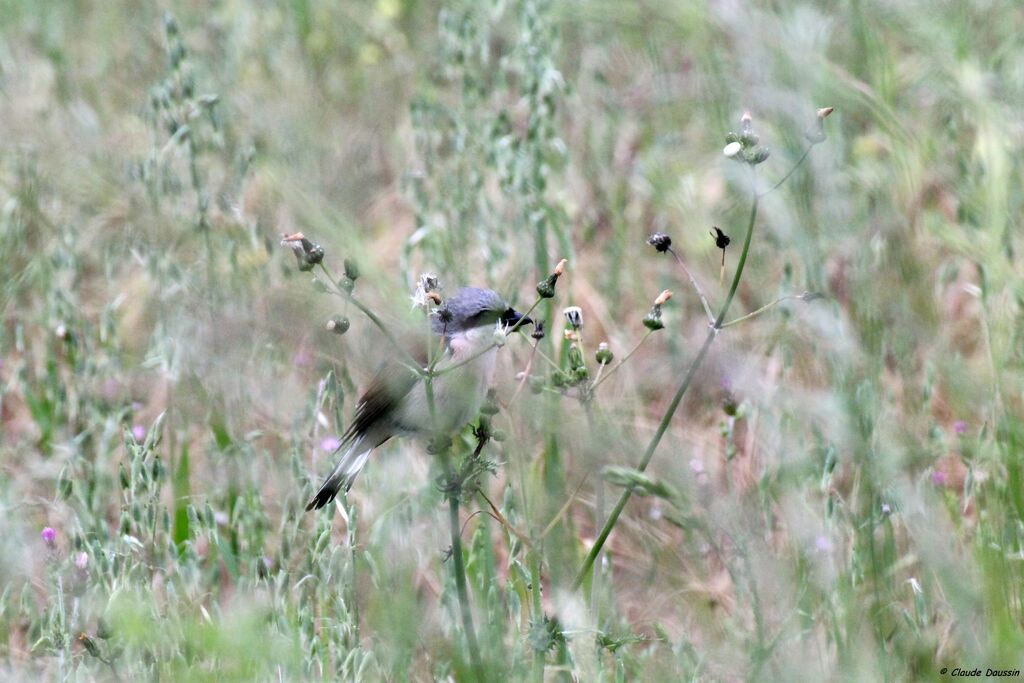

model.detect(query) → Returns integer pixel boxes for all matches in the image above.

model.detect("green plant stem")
[668,248,715,324]
[529,550,545,683]
[317,263,424,373]
[759,144,813,198]
[449,491,486,681]
[573,182,760,590]
[719,293,809,329]
[590,330,654,392]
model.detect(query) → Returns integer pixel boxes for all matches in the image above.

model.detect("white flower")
[723,141,743,158]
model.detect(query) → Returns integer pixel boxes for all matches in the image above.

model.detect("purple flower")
[74,552,89,570]
[953,421,967,436]
[814,535,831,552]
[41,527,56,547]
[132,424,146,442]
[320,436,342,453]
[931,470,947,487]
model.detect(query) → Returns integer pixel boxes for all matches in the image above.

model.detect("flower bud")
[744,146,770,165]
[568,344,584,371]
[595,342,613,365]
[643,308,665,330]
[537,259,567,298]
[326,316,350,335]
[531,321,546,340]
[343,258,360,281]
[563,306,583,330]
[647,232,672,252]
[805,107,834,145]
[281,233,324,271]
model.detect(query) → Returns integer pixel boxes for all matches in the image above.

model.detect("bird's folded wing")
[340,360,423,445]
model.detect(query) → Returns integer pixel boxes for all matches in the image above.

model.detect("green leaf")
[172,443,191,550]
[602,466,679,500]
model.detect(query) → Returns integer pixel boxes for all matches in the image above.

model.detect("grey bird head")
[431,287,532,337]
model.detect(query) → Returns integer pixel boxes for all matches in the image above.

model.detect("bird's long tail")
[305,438,373,511]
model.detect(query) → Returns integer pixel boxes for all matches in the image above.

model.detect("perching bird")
[306,287,532,510]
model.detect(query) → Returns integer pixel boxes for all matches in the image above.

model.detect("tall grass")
[1,0,1022,680]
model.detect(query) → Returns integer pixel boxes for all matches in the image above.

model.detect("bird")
[306,287,532,511]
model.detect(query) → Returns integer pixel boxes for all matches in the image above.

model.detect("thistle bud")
[595,342,613,365]
[480,389,500,416]
[644,308,663,330]
[78,633,102,659]
[647,232,672,253]
[343,258,360,281]
[568,344,585,371]
[805,107,834,145]
[563,306,583,330]
[280,233,324,271]
[531,321,546,340]
[537,259,567,298]
[326,316,350,335]
[744,146,770,165]
[536,276,557,299]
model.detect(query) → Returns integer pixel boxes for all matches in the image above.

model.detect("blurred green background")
[1,0,1022,680]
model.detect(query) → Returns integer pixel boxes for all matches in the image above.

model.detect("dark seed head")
[647,232,672,253]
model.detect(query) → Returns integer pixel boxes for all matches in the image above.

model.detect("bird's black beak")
[501,308,533,330]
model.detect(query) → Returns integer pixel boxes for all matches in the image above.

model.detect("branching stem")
[573,174,761,590]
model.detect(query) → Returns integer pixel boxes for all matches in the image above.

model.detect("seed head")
[531,321,546,340]
[411,273,441,309]
[326,316,350,335]
[563,306,583,330]
[595,342,613,365]
[711,227,731,249]
[280,232,324,271]
[647,232,673,253]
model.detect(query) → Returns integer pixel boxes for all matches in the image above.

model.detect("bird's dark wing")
[340,355,424,446]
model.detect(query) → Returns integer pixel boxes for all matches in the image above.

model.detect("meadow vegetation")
[1,0,1023,680]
